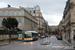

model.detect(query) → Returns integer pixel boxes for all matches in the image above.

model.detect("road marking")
[46,45,49,47]
[59,43,63,45]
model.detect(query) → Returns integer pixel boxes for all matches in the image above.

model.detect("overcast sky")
[0,0,67,26]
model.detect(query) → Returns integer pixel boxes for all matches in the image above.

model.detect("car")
[56,35,62,40]
[45,35,49,37]
[40,35,45,38]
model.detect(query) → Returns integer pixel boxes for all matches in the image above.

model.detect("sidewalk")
[0,40,22,47]
[63,38,75,48]
[63,39,72,46]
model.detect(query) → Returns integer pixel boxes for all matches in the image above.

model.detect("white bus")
[24,31,38,41]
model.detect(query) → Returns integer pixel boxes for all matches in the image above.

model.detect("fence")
[0,34,18,41]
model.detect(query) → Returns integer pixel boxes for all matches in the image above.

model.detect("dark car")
[45,35,49,37]
[56,35,62,40]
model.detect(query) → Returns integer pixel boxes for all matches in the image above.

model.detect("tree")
[2,17,18,29]
[2,17,19,43]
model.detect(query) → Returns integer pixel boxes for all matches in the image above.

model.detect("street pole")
[9,27,11,43]
[9,29,10,43]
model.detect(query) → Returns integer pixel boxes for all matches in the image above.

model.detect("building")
[24,5,45,36]
[0,5,38,32]
[44,20,50,35]
[57,20,64,38]
[61,0,75,47]
[49,26,57,35]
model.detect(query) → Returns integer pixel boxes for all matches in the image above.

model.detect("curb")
[0,41,22,47]
[63,39,75,48]
[63,39,72,46]
[0,44,8,47]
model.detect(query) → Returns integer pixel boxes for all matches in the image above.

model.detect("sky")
[0,0,67,26]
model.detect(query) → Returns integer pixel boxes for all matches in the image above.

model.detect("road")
[0,36,74,50]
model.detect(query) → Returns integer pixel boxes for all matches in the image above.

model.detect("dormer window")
[33,10,35,13]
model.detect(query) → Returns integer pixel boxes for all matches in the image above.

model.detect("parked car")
[56,35,62,40]
[45,35,49,37]
[40,35,45,38]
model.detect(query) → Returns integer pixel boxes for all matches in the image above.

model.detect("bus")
[24,31,38,41]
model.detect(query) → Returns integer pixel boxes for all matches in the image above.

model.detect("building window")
[9,11,14,16]
[19,18,22,23]
[14,11,19,16]
[14,11,16,16]
[4,11,8,16]
[19,11,23,16]
[16,18,22,23]
[0,11,3,15]
[33,10,35,13]
[16,11,19,15]
[24,18,31,25]
[0,18,3,23]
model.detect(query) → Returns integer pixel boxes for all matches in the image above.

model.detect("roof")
[0,7,19,9]
[25,31,38,33]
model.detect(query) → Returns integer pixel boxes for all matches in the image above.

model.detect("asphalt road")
[0,36,74,50]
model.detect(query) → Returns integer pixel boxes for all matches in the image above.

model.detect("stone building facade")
[60,0,75,47]
[49,26,57,35]
[24,5,46,35]
[0,5,38,32]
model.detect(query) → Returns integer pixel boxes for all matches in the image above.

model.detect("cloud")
[43,12,63,26]
[0,0,67,26]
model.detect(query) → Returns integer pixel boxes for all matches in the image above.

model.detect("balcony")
[38,28,44,30]
[64,2,73,17]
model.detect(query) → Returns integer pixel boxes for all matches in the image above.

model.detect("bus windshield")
[32,33,38,37]
[24,33,32,38]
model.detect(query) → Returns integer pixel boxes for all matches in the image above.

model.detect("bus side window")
[24,34,26,37]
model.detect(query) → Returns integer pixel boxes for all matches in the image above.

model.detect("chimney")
[8,4,11,8]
